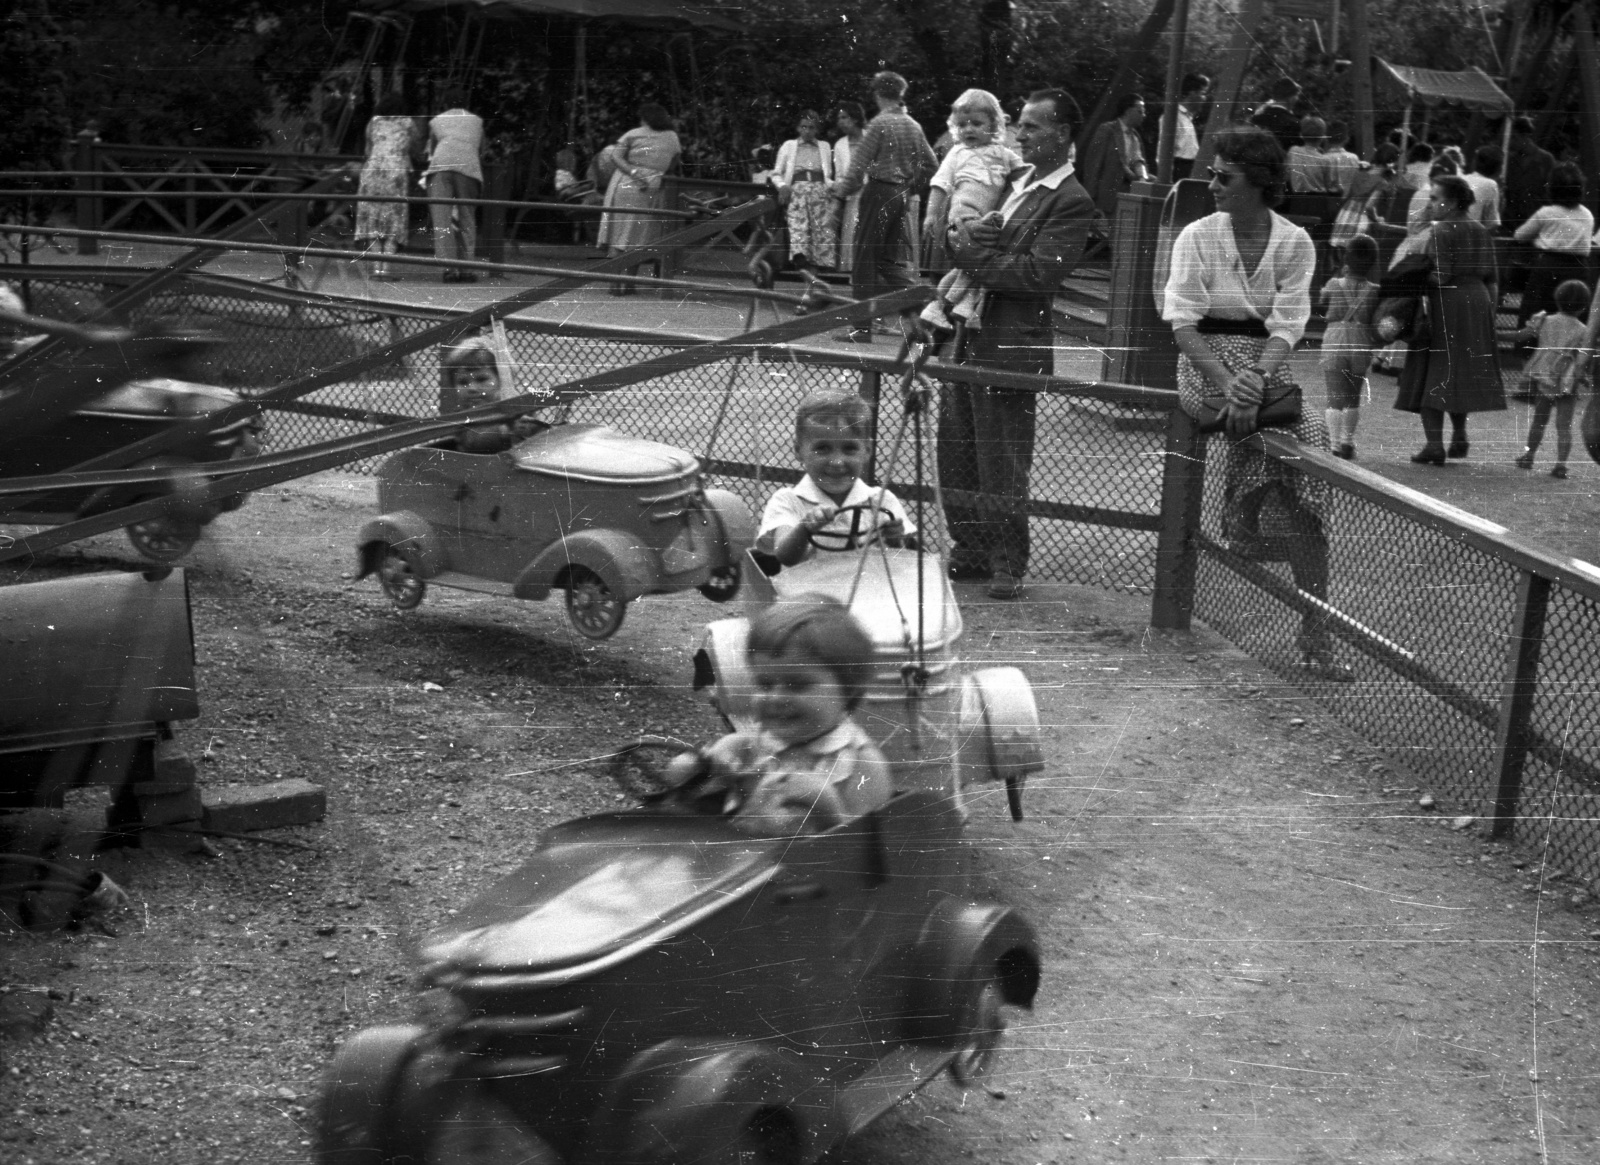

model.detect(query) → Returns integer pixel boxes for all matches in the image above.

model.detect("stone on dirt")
[201,779,326,834]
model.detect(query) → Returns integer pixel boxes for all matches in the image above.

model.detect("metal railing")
[3,254,1596,887]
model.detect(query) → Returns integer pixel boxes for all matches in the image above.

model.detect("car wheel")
[125,514,202,562]
[698,563,742,603]
[564,566,626,639]
[377,544,426,610]
[315,1025,427,1164]
[948,979,1007,1089]
[413,1086,559,1165]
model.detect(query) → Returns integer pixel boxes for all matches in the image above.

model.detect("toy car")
[317,546,1047,1165]
[0,375,261,562]
[355,421,754,640]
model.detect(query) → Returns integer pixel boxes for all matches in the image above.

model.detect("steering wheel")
[606,736,728,817]
[806,502,897,553]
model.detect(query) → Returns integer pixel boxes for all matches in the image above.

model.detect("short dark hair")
[1343,233,1379,279]
[1213,126,1289,207]
[1555,278,1592,316]
[1326,120,1349,144]
[872,71,908,100]
[439,87,467,110]
[1549,162,1585,208]
[747,596,876,711]
[1269,77,1301,102]
[1372,142,1400,168]
[1432,174,1474,213]
[374,93,408,117]
[797,108,822,129]
[1472,145,1502,178]
[837,100,865,126]
[639,102,673,131]
[1025,88,1082,135]
[1181,72,1210,95]
[1406,142,1434,164]
[1299,116,1327,142]
[794,389,872,448]
[1429,159,1459,178]
[1113,92,1144,118]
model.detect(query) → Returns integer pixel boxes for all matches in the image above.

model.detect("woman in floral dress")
[775,110,837,289]
[354,94,418,280]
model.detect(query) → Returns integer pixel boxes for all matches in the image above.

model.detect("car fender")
[582,1038,815,1165]
[356,511,445,580]
[693,618,761,734]
[957,666,1045,819]
[80,456,209,522]
[697,488,756,568]
[512,528,655,602]
[900,899,1041,1045]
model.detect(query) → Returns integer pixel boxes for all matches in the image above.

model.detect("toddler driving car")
[438,335,541,454]
[665,596,892,837]
[757,389,916,567]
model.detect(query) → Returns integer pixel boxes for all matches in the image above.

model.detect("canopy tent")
[1374,60,1514,113]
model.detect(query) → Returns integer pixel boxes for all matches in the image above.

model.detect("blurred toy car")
[355,421,754,639]
[317,545,1047,1165]
[0,375,261,562]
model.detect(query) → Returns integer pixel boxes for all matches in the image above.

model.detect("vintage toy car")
[355,421,754,639]
[317,545,1047,1165]
[0,374,261,562]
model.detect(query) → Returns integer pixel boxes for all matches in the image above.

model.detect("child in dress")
[918,89,1023,336]
[1515,278,1593,480]
[775,110,837,305]
[665,596,893,838]
[1318,234,1379,460]
[758,390,916,567]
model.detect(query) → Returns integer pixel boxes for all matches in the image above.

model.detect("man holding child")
[937,88,1097,600]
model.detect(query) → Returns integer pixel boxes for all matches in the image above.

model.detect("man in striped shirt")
[829,71,938,343]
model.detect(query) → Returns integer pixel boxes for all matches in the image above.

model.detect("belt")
[867,176,908,186]
[1195,315,1269,338]
[792,169,825,183]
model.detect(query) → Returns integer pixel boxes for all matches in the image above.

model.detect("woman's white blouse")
[1162,210,1315,346]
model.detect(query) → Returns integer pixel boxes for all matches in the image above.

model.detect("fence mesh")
[10,265,1600,882]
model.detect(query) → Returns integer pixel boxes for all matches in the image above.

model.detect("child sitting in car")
[438,335,542,453]
[757,389,916,567]
[665,596,892,837]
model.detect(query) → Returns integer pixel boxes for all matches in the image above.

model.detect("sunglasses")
[1206,166,1244,185]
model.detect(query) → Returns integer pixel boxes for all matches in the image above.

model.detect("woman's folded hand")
[1227,367,1267,407]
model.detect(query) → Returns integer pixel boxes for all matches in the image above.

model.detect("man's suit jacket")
[952,168,1097,376]
[1080,120,1135,218]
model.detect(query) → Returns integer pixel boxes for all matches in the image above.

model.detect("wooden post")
[73,130,100,257]
[1492,571,1551,837]
[1193,0,1267,173]
[1346,0,1374,158]
[1156,0,1192,184]
[1150,408,1206,630]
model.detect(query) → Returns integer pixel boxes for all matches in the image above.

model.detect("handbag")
[1195,379,1302,434]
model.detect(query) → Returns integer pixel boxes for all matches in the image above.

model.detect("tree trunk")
[978,0,1013,96]
[1076,0,1177,152]
[892,0,954,107]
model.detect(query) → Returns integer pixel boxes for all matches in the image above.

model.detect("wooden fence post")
[1492,570,1552,837]
[1150,407,1205,630]
[73,130,100,256]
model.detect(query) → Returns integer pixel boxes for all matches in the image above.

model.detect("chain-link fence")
[7,263,1599,881]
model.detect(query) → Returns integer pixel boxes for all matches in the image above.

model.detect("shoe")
[1446,438,1469,459]
[1296,633,1355,683]
[1552,464,1569,479]
[1514,450,1534,470]
[947,560,992,582]
[986,572,1023,600]
[1410,446,1447,465]
[832,329,872,344]
[1334,443,1355,460]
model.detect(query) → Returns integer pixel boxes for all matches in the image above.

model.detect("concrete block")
[202,779,326,834]
[131,787,202,828]
[152,736,197,785]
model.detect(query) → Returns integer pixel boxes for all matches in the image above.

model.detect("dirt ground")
[4,471,1600,1165]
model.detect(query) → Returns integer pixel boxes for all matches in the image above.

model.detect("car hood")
[417,813,779,975]
[509,423,699,484]
[86,377,246,418]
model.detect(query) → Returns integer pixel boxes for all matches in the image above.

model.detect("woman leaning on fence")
[354,94,419,280]
[1162,126,1352,683]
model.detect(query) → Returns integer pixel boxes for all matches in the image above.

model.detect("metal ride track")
[0,197,931,566]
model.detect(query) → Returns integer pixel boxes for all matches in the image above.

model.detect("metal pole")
[1346,0,1375,158]
[1156,0,1192,184]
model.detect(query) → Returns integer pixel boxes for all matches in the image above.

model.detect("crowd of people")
[360,73,1595,617]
